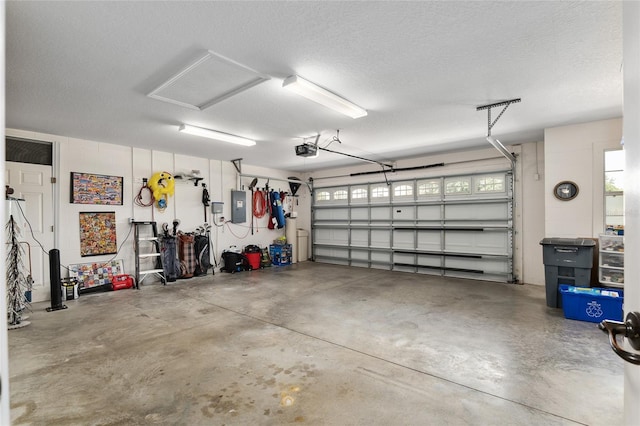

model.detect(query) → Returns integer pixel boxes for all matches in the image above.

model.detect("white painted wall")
[544,118,623,238]
[59,139,135,269]
[623,2,640,423]
[6,129,308,288]
[517,141,546,286]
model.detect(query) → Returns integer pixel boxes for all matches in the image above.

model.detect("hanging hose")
[134,180,154,207]
[253,190,267,218]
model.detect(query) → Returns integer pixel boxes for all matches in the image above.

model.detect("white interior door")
[5,161,54,302]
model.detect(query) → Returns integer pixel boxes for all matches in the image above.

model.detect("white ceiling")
[6,1,623,172]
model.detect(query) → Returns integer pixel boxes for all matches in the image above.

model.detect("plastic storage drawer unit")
[540,238,596,308]
[599,234,624,287]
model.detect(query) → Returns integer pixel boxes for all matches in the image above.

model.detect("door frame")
[5,133,59,301]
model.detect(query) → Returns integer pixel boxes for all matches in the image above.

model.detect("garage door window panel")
[333,189,348,202]
[444,177,471,196]
[474,174,506,194]
[316,191,331,202]
[392,182,414,201]
[417,179,441,199]
[351,186,368,204]
[371,185,390,203]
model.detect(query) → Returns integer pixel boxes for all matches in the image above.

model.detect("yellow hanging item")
[148,171,175,209]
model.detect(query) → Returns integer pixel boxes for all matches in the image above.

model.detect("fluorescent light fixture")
[282,75,367,119]
[178,124,256,146]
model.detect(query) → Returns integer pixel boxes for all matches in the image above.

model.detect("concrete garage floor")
[9,262,623,425]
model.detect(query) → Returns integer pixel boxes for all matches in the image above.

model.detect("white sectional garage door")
[312,170,514,282]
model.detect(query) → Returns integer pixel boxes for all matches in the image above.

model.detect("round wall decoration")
[553,181,579,201]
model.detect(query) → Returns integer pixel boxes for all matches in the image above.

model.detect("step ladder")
[133,221,166,287]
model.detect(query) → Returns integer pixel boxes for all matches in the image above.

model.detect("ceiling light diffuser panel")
[148,50,270,111]
[178,124,256,147]
[283,75,367,119]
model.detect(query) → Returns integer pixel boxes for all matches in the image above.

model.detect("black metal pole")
[250,188,254,235]
[46,248,67,312]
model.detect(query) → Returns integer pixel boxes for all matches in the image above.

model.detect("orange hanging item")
[253,189,267,218]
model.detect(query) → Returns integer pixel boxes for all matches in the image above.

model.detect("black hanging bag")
[194,235,211,276]
[159,235,180,282]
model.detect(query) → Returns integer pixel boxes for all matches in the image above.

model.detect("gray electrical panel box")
[231,190,246,223]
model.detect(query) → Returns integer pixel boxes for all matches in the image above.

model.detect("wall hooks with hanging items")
[201,183,210,223]
[134,177,154,208]
[248,177,258,235]
[174,170,204,186]
[238,173,312,192]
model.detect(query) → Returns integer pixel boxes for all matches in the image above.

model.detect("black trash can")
[539,238,596,308]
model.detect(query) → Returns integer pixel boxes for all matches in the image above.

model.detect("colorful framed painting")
[79,211,117,257]
[70,172,123,205]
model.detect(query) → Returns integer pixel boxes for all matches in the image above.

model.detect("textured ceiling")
[6,1,623,172]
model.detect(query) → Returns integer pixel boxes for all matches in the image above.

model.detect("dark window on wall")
[6,137,53,165]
